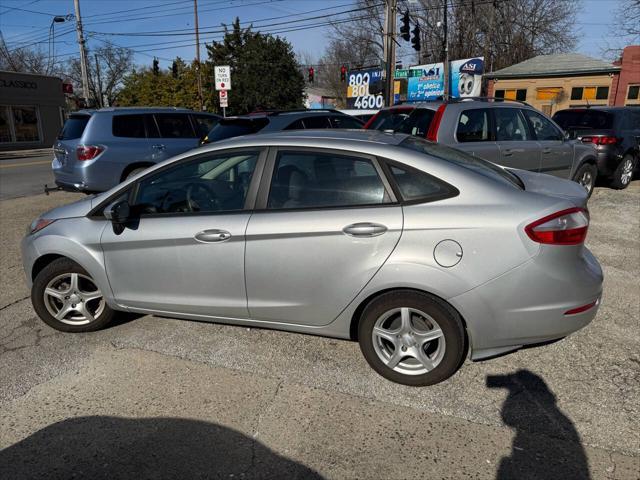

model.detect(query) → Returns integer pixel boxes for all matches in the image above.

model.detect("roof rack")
[444,96,531,106]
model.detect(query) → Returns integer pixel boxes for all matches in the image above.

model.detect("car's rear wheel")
[31,258,115,332]
[610,154,636,190]
[573,163,597,197]
[358,290,466,386]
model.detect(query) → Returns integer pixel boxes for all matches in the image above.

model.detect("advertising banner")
[450,57,484,98]
[407,63,445,101]
[346,68,385,109]
[405,57,484,102]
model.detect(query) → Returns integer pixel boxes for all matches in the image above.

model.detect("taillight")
[525,207,589,245]
[426,104,446,141]
[76,145,104,161]
[581,136,619,145]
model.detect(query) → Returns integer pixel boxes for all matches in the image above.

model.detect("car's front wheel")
[573,163,597,197]
[610,154,636,190]
[31,258,115,332]
[358,290,466,386]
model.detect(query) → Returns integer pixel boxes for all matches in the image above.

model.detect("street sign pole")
[215,66,231,116]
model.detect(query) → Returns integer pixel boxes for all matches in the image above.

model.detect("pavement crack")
[0,295,29,311]
[248,378,284,473]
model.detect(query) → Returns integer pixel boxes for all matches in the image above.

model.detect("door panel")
[494,107,541,172]
[245,207,403,326]
[522,109,572,178]
[152,113,200,161]
[102,214,251,317]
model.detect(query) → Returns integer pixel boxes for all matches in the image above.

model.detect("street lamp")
[48,14,74,74]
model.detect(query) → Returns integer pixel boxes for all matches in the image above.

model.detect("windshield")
[396,109,436,136]
[204,118,269,143]
[399,136,523,189]
[553,110,614,130]
[368,109,413,130]
[58,115,90,140]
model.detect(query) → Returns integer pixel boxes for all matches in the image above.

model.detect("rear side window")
[330,115,363,129]
[388,163,456,202]
[112,114,147,138]
[284,119,305,130]
[552,109,614,130]
[59,115,90,140]
[456,109,490,142]
[206,119,269,142]
[302,116,331,129]
[369,109,413,131]
[396,109,436,137]
[267,151,390,209]
[154,113,195,138]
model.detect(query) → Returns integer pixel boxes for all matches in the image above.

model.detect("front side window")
[12,106,39,142]
[267,151,390,209]
[134,151,260,215]
[284,119,305,130]
[154,113,195,138]
[330,115,363,129]
[302,116,331,129]
[205,119,268,143]
[192,114,219,137]
[494,108,530,141]
[456,109,490,142]
[370,109,413,131]
[523,109,563,140]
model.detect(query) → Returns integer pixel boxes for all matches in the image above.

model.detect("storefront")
[0,71,66,151]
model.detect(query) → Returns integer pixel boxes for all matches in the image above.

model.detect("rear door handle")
[343,222,387,237]
[194,229,231,243]
[152,144,166,151]
[542,148,552,154]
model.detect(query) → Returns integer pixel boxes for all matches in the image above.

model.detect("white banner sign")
[215,66,231,90]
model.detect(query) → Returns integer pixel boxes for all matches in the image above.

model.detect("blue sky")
[0,0,629,70]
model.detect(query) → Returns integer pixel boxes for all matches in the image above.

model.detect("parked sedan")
[22,130,603,386]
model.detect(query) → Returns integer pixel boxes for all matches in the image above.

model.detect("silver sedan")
[21,130,603,386]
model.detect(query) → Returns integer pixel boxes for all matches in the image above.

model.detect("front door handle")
[542,148,552,154]
[194,229,231,243]
[343,222,387,237]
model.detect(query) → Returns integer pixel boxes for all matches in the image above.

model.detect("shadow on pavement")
[0,416,323,479]
[488,369,591,480]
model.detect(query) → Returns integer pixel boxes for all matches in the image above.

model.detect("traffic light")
[340,65,347,82]
[400,11,410,41]
[152,57,159,76]
[308,67,314,83]
[411,24,421,51]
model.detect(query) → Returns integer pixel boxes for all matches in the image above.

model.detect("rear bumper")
[52,156,121,192]
[450,246,603,359]
[594,147,623,176]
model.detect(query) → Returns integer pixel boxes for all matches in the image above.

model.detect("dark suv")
[201,109,363,144]
[388,99,600,195]
[552,107,640,189]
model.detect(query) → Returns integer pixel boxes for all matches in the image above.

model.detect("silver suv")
[53,107,220,192]
[390,99,600,195]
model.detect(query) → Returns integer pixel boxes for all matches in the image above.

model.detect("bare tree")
[602,0,639,58]
[67,41,134,107]
[0,34,49,74]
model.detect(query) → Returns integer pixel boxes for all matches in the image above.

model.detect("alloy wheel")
[621,158,633,186]
[371,307,446,376]
[578,170,594,192]
[43,273,105,325]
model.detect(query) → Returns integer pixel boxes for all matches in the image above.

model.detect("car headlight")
[28,218,56,235]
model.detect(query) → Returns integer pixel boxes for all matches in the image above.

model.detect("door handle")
[152,144,166,151]
[542,148,552,154]
[342,222,387,237]
[502,149,513,156]
[194,229,231,243]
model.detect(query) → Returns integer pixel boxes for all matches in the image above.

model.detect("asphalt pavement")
[0,149,55,200]
[0,158,638,479]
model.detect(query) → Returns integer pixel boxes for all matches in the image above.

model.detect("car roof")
[76,107,206,115]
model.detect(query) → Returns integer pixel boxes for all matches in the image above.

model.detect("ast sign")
[215,66,231,91]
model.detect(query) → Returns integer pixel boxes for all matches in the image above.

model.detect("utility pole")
[194,0,204,111]
[73,0,90,107]
[383,0,398,107]
[94,53,103,107]
[442,0,449,100]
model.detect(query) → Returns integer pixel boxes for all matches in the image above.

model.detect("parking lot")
[1,171,638,478]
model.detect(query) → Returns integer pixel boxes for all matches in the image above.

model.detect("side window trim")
[377,157,460,205]
[254,146,397,211]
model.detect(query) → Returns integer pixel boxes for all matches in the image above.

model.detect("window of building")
[596,86,609,100]
[571,87,583,100]
[515,89,527,101]
[12,106,40,142]
[536,87,562,101]
[627,85,640,100]
[495,89,526,101]
[0,107,12,142]
[494,90,505,98]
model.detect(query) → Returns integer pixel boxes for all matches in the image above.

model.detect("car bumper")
[450,246,603,360]
[594,147,623,176]
[21,233,40,289]
[52,157,119,193]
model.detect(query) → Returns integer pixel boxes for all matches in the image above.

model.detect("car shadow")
[488,370,591,480]
[0,416,323,479]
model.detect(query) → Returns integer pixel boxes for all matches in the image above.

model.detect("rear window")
[368,109,413,130]
[399,136,523,189]
[205,118,269,143]
[396,109,436,137]
[58,115,90,140]
[552,110,614,130]
[112,114,147,138]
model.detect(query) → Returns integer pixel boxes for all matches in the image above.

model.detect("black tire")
[609,154,636,190]
[124,166,148,181]
[31,258,115,333]
[572,163,597,197]
[358,290,466,386]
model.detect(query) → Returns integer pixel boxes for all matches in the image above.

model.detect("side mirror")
[104,200,130,224]
[564,130,571,141]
